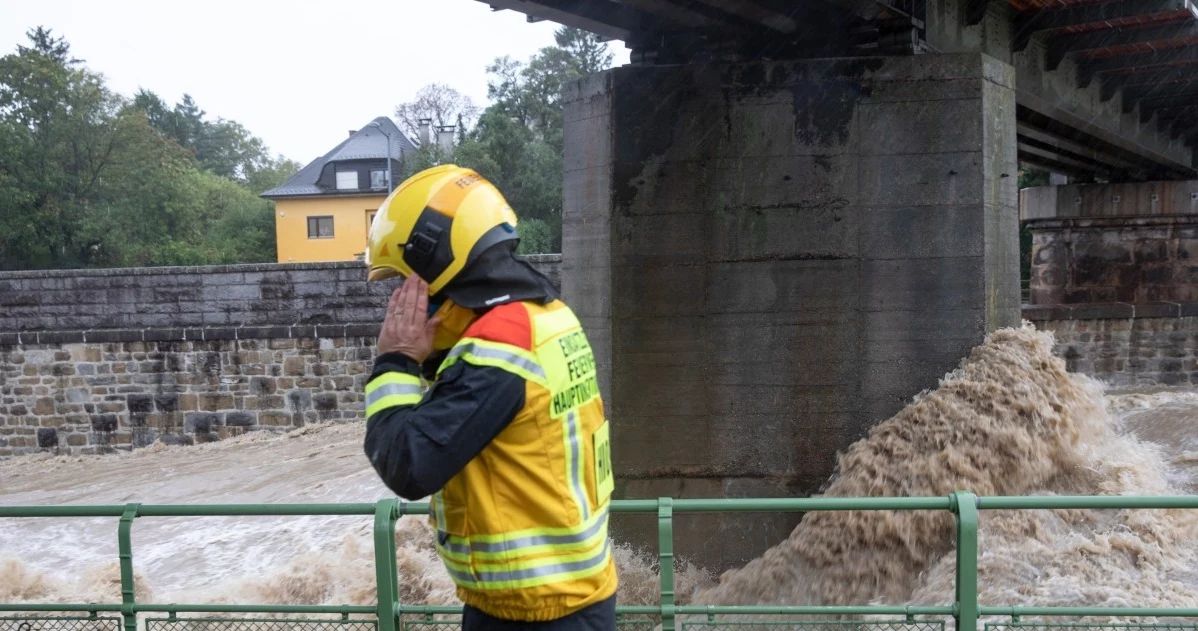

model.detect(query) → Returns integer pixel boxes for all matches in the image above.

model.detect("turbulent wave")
[4,324,1198,620]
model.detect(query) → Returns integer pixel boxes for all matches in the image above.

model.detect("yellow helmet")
[366,164,519,293]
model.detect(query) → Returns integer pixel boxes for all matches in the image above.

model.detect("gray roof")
[261,117,418,198]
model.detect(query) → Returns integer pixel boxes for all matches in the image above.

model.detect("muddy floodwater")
[4,326,1198,621]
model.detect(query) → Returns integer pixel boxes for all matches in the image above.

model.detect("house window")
[370,169,386,190]
[307,216,334,239]
[336,171,358,190]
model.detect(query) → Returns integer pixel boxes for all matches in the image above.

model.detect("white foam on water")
[3,324,1198,617]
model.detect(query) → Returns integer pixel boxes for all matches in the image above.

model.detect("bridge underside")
[486,0,1198,180]
[478,0,1196,571]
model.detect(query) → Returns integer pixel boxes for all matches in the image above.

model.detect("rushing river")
[4,325,1198,621]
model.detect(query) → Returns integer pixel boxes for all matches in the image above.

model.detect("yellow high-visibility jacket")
[364,298,617,621]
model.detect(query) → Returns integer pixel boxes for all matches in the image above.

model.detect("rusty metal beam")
[1045,20,1198,71]
[1013,0,1194,52]
[1079,45,1198,88]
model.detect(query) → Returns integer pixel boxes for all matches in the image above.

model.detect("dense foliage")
[397,27,614,254]
[0,28,299,270]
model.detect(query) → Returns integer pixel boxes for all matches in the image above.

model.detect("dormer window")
[370,169,386,190]
[336,170,358,190]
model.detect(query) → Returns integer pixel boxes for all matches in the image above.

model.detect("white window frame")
[336,170,358,190]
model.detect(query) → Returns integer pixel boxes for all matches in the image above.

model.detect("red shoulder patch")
[463,303,532,350]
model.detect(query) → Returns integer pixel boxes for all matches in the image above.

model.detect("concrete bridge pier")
[562,53,1022,571]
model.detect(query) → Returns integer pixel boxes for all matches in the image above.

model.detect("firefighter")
[361,164,617,630]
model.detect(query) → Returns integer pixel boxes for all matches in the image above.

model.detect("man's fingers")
[401,275,422,329]
[387,286,402,315]
[396,277,411,328]
[383,287,402,339]
[376,277,437,363]
[415,281,429,325]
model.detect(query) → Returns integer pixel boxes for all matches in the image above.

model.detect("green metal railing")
[6,493,1198,631]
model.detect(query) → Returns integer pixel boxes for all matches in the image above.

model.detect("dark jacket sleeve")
[362,351,526,501]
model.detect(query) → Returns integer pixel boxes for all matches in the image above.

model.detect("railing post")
[658,497,675,631]
[374,499,401,631]
[951,491,979,631]
[118,503,140,631]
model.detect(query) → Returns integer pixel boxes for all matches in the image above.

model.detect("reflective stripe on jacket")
[433,299,616,619]
[363,298,617,622]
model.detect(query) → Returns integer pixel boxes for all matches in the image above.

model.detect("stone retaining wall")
[1020,181,1198,387]
[1,333,375,454]
[1025,302,1198,387]
[0,257,561,456]
[1027,216,1198,305]
[0,256,562,337]
[1021,180,1198,306]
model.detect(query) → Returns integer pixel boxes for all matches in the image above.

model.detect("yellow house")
[262,117,416,263]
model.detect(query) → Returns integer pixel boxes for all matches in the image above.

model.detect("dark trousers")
[462,595,616,631]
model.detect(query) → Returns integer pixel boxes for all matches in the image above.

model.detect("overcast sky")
[0,0,631,166]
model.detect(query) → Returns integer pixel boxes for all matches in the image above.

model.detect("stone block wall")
[1026,303,1198,387]
[1022,180,1198,306]
[0,256,562,337]
[1028,216,1198,305]
[0,333,376,455]
[0,257,561,456]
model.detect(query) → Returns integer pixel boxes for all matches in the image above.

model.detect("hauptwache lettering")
[551,330,600,418]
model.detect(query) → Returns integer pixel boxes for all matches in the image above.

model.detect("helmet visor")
[367,267,404,282]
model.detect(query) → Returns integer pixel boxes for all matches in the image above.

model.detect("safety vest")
[429,299,617,621]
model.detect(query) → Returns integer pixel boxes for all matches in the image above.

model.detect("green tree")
[81,116,282,267]
[516,218,553,255]
[132,89,171,129]
[0,28,293,270]
[243,156,303,194]
[555,27,614,74]
[189,169,279,264]
[130,90,293,188]
[427,27,613,253]
[391,27,612,253]
[195,118,267,180]
[0,27,127,268]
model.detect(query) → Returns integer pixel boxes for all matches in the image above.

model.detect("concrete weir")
[562,53,1021,570]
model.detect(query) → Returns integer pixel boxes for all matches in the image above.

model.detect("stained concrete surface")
[563,53,1020,571]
